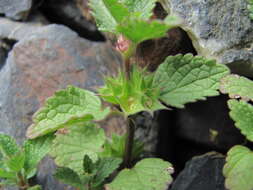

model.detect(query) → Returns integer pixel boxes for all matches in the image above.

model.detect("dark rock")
[175,95,245,151]
[0,0,32,20]
[40,0,104,41]
[0,24,121,189]
[170,152,226,190]
[161,0,253,77]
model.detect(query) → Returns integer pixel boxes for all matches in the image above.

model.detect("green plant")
[0,134,53,190]
[1,0,231,190]
[220,74,253,190]
[248,0,253,20]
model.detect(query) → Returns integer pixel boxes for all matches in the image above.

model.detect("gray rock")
[0,23,121,189]
[0,0,32,20]
[170,152,226,190]
[161,0,253,77]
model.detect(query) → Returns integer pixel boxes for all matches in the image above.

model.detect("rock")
[40,0,104,41]
[170,152,226,190]
[161,0,253,77]
[0,23,121,189]
[0,0,32,20]
[174,96,245,151]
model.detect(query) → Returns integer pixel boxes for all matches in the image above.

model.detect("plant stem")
[123,116,135,168]
[17,172,29,190]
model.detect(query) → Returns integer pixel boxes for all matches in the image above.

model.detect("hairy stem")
[17,172,29,190]
[123,116,135,168]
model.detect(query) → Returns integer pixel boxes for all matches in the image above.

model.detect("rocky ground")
[0,0,252,189]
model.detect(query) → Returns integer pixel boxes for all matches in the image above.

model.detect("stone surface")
[170,152,226,190]
[0,0,32,20]
[40,0,104,41]
[175,96,245,151]
[161,0,253,77]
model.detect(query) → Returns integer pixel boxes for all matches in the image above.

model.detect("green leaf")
[0,168,16,179]
[106,158,174,190]
[119,0,157,19]
[92,157,122,187]
[6,153,25,172]
[100,134,143,160]
[50,123,106,174]
[54,167,84,190]
[27,185,42,190]
[220,74,253,101]
[89,0,130,32]
[0,134,19,158]
[27,86,110,139]
[24,135,55,178]
[227,100,253,141]
[0,178,17,186]
[248,0,253,20]
[99,66,166,116]
[223,145,253,190]
[153,54,230,108]
[83,155,94,174]
[117,18,173,44]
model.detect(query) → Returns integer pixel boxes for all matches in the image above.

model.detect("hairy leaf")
[117,18,174,44]
[54,167,84,190]
[119,0,157,19]
[220,74,253,101]
[223,145,253,190]
[27,86,110,139]
[153,54,229,108]
[99,66,166,116]
[228,100,253,141]
[89,0,130,32]
[6,153,25,172]
[106,158,173,190]
[24,135,55,178]
[92,157,122,187]
[50,123,106,174]
[100,134,143,160]
[0,134,19,158]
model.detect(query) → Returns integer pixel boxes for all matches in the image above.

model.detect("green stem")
[123,116,135,168]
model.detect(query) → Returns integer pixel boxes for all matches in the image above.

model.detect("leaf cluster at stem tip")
[89,0,182,46]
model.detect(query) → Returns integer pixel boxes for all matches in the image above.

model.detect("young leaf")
[89,0,130,32]
[50,123,106,174]
[117,18,174,44]
[0,168,16,179]
[27,185,42,190]
[119,0,157,19]
[54,167,84,190]
[106,158,173,190]
[92,157,122,187]
[99,66,166,116]
[227,100,253,142]
[23,134,55,178]
[100,134,143,160]
[27,86,110,139]
[6,153,25,172]
[153,54,229,108]
[223,145,253,190]
[220,74,253,101]
[0,134,19,158]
